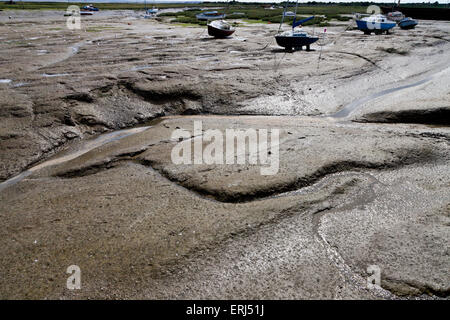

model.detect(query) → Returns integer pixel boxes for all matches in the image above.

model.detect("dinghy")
[208,20,235,38]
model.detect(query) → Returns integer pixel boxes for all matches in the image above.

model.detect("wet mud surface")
[0,11,449,299]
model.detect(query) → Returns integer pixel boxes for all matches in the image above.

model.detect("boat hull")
[275,35,319,50]
[207,24,235,38]
[356,20,396,33]
[398,19,418,29]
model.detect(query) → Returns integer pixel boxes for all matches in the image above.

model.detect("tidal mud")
[0,11,449,299]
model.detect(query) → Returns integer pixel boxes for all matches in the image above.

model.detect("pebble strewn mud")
[0,11,449,299]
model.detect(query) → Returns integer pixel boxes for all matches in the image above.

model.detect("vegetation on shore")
[1,1,447,26]
[0,1,360,27]
[160,4,358,27]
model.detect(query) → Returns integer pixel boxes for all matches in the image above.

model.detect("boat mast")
[279,1,289,33]
[223,0,230,20]
[293,0,299,31]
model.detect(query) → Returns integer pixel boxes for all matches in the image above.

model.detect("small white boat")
[387,11,405,22]
[283,11,296,17]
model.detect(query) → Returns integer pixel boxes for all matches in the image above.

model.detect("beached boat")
[356,14,396,34]
[144,9,158,19]
[196,11,226,21]
[143,0,158,19]
[275,29,319,51]
[81,5,99,12]
[387,11,405,22]
[398,17,418,29]
[381,5,449,21]
[275,1,319,51]
[283,11,296,17]
[208,20,235,38]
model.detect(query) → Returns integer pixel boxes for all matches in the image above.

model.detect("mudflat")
[0,10,449,299]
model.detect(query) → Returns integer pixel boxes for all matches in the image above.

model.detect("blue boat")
[356,14,396,35]
[398,17,418,30]
[81,5,99,12]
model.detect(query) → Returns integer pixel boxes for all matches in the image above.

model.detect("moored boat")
[275,29,319,51]
[387,11,405,22]
[355,14,396,34]
[207,20,235,38]
[275,1,319,51]
[283,11,296,17]
[398,17,418,29]
[81,4,99,12]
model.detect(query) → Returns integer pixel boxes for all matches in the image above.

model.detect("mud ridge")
[121,81,202,105]
[382,277,450,298]
[55,149,148,179]
[356,108,450,126]
[141,149,437,203]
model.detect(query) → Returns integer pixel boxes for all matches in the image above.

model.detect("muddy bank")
[0,115,449,299]
[0,11,449,299]
[1,13,449,181]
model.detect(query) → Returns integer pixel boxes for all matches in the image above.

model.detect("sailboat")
[275,0,319,51]
[385,0,418,29]
[207,1,235,38]
[144,0,158,19]
[355,14,396,34]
